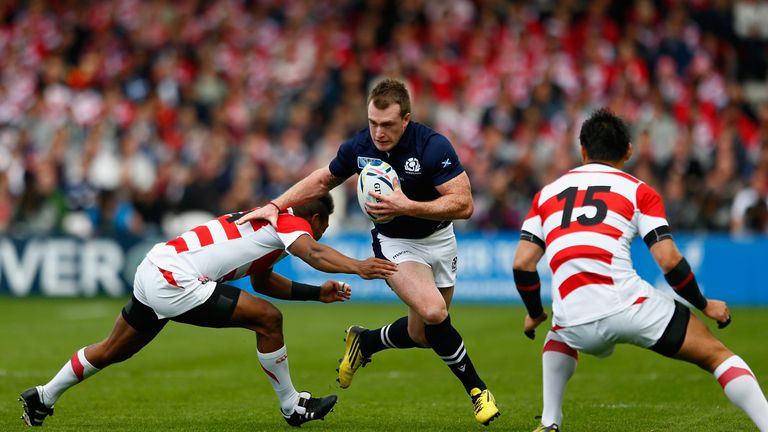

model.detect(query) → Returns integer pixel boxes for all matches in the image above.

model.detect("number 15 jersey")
[520,163,671,327]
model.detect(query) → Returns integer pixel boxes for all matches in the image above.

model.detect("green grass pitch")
[1,298,766,431]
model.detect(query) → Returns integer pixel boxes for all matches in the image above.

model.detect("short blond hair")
[368,78,411,118]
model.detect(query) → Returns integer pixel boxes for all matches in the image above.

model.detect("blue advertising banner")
[1,233,766,305]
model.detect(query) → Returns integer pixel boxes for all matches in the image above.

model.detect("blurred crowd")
[1,0,768,239]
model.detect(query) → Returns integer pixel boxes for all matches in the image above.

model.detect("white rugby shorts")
[375,224,458,288]
[132,257,218,319]
[552,290,677,358]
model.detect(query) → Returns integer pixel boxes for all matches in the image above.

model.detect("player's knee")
[419,305,448,325]
[258,305,283,337]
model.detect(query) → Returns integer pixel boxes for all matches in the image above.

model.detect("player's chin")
[373,141,394,151]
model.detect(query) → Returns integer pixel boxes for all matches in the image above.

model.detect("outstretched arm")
[366,172,474,221]
[250,270,351,303]
[650,239,730,327]
[513,238,548,339]
[287,234,398,280]
[236,167,347,226]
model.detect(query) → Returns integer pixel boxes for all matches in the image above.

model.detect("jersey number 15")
[556,186,611,228]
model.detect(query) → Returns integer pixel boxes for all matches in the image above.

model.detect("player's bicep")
[513,238,545,271]
[316,166,347,190]
[285,233,315,259]
[648,238,683,272]
[328,138,359,180]
[636,183,670,240]
[520,191,545,245]
[434,172,471,199]
[425,134,464,185]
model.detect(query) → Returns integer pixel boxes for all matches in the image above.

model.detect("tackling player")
[19,194,397,427]
[513,109,768,431]
[234,78,500,425]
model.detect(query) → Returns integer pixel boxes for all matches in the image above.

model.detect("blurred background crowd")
[1,0,767,239]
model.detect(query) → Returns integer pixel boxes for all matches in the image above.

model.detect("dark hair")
[579,109,631,162]
[292,193,335,222]
[368,78,411,118]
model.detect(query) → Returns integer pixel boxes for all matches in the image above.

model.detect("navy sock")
[424,314,485,394]
[359,316,419,357]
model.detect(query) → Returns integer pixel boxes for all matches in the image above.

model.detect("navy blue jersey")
[329,121,465,239]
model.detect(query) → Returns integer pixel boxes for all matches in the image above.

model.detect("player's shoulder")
[537,164,645,198]
[409,121,449,146]
[275,212,313,235]
[342,127,373,149]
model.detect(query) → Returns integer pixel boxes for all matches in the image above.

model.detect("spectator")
[0,0,766,236]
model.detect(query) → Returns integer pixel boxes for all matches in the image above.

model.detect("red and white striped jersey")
[145,211,313,287]
[521,163,669,326]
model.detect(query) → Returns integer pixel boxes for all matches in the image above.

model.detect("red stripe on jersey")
[633,296,648,304]
[261,365,280,383]
[218,215,242,240]
[636,183,666,218]
[249,219,268,231]
[549,245,613,273]
[276,214,313,236]
[718,367,754,389]
[551,324,563,331]
[526,191,542,219]
[539,189,634,224]
[546,222,623,246]
[671,272,694,290]
[191,225,213,247]
[559,272,613,299]
[158,267,182,288]
[166,237,189,253]
[543,339,578,359]
[221,269,237,281]
[246,250,284,276]
[565,169,640,184]
[70,352,85,381]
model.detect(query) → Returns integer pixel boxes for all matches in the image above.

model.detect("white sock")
[258,345,299,413]
[714,355,768,431]
[540,333,578,427]
[40,348,100,407]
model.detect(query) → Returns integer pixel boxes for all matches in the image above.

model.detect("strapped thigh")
[649,300,690,357]
[171,283,242,328]
[121,295,168,333]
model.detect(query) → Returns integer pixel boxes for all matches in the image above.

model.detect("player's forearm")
[300,243,360,275]
[407,194,474,220]
[514,269,544,318]
[271,167,339,210]
[250,272,292,299]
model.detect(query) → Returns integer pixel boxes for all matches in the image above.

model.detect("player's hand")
[235,205,279,227]
[366,189,412,221]
[319,280,351,303]
[702,299,731,329]
[524,311,548,340]
[356,257,398,280]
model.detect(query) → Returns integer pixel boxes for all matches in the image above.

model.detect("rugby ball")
[357,160,399,223]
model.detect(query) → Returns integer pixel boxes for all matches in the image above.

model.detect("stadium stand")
[0,0,766,238]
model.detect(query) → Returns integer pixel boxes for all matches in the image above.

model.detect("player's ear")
[625,143,633,161]
[580,145,588,163]
[402,112,411,124]
[310,213,320,228]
